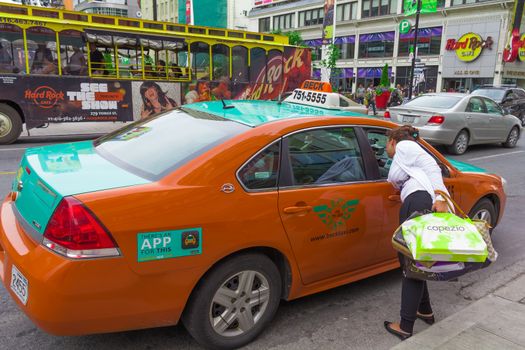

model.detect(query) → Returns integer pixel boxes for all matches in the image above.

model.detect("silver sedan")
[385,93,522,154]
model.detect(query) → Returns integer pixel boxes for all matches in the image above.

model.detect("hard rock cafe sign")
[503,29,525,63]
[445,33,493,62]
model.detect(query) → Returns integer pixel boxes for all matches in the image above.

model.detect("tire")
[502,126,520,148]
[0,104,23,145]
[447,130,469,155]
[182,253,282,349]
[469,198,497,232]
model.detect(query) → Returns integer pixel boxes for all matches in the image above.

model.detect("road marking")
[468,150,525,162]
[0,147,28,152]
[0,171,16,175]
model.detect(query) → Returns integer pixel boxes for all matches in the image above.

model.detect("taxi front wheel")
[182,253,282,349]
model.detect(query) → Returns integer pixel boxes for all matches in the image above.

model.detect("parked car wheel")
[469,198,497,233]
[0,103,23,145]
[182,253,282,350]
[502,127,520,148]
[447,130,469,155]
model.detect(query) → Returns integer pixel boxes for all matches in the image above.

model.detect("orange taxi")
[0,82,506,349]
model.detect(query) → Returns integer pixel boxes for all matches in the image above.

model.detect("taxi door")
[278,127,384,285]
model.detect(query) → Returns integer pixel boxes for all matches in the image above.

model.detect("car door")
[465,96,490,142]
[483,98,508,141]
[277,126,384,285]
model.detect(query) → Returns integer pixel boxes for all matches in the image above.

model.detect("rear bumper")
[0,198,193,336]
[418,126,458,146]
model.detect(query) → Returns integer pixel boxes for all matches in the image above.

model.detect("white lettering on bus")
[67,83,117,110]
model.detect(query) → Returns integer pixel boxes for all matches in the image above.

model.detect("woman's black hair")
[386,125,420,142]
[139,81,176,114]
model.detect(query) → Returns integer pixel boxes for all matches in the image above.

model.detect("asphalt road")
[0,133,524,350]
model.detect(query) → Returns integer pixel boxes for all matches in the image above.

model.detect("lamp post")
[407,0,422,100]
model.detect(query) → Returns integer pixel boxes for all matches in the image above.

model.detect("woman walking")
[383,125,449,340]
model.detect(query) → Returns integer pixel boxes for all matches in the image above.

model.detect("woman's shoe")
[416,312,435,325]
[384,321,412,340]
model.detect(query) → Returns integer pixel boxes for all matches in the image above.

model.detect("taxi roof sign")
[300,80,333,93]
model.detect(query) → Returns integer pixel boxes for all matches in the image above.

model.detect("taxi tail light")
[384,111,391,119]
[427,115,445,125]
[43,197,120,259]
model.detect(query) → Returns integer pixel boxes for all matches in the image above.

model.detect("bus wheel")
[0,104,23,145]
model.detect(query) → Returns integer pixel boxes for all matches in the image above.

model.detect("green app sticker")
[137,228,202,262]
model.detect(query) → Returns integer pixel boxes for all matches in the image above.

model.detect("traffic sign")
[400,19,411,34]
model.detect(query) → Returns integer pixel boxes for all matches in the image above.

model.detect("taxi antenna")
[221,99,235,109]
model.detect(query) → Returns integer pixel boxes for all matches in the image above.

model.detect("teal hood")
[446,158,487,173]
[13,140,149,235]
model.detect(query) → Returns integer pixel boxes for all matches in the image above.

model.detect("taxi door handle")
[283,206,313,214]
[388,195,401,202]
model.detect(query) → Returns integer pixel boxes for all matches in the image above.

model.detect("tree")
[380,63,390,87]
[270,30,304,47]
[315,44,341,91]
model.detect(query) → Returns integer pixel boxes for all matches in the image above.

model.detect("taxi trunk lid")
[12,141,149,236]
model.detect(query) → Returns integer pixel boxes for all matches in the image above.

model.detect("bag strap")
[435,190,468,218]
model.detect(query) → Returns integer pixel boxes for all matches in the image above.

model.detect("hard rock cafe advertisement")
[181,47,312,104]
[0,75,134,128]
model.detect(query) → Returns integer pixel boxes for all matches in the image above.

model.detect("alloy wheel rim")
[456,133,468,154]
[209,270,270,337]
[508,129,519,146]
[473,209,492,225]
[0,112,12,138]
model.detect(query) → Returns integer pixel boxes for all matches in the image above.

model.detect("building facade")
[140,0,178,22]
[247,0,518,93]
[74,0,141,18]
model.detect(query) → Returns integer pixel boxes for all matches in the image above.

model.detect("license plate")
[402,116,416,123]
[10,265,28,305]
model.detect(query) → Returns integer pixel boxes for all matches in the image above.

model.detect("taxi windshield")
[94,108,249,180]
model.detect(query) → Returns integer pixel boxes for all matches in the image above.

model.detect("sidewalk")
[391,275,525,350]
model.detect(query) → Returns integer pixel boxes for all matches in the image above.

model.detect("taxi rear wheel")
[182,253,282,349]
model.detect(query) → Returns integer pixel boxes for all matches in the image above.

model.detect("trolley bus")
[0,3,312,144]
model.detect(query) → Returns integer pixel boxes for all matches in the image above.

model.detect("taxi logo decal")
[313,199,359,230]
[137,228,202,262]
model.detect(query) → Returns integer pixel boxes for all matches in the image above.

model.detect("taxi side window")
[238,142,280,190]
[366,130,390,179]
[286,128,365,185]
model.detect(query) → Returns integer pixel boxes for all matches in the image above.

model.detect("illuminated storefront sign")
[445,33,493,62]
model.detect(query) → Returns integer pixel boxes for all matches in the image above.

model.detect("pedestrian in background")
[356,83,366,105]
[383,125,449,340]
[366,83,377,116]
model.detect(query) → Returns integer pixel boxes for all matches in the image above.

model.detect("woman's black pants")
[399,191,434,333]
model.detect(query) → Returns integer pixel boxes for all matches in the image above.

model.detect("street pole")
[407,0,422,100]
[153,0,158,21]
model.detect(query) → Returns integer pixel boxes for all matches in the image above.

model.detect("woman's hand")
[432,200,449,213]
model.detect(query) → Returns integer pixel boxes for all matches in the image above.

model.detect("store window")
[259,17,271,32]
[304,39,323,60]
[396,66,438,93]
[358,32,394,58]
[362,0,397,18]
[451,0,488,5]
[299,8,324,27]
[273,13,295,30]
[336,2,358,21]
[398,27,442,56]
[356,67,392,88]
[335,36,355,59]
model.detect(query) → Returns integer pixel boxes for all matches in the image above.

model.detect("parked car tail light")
[427,115,445,125]
[384,111,391,118]
[43,197,120,259]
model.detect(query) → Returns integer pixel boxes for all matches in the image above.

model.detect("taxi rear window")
[94,108,249,180]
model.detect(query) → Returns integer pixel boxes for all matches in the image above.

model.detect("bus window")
[212,44,230,81]
[190,42,210,80]
[26,26,58,75]
[250,47,266,84]
[85,32,114,77]
[171,41,189,80]
[232,46,248,83]
[114,35,138,78]
[59,30,87,76]
[0,23,24,74]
